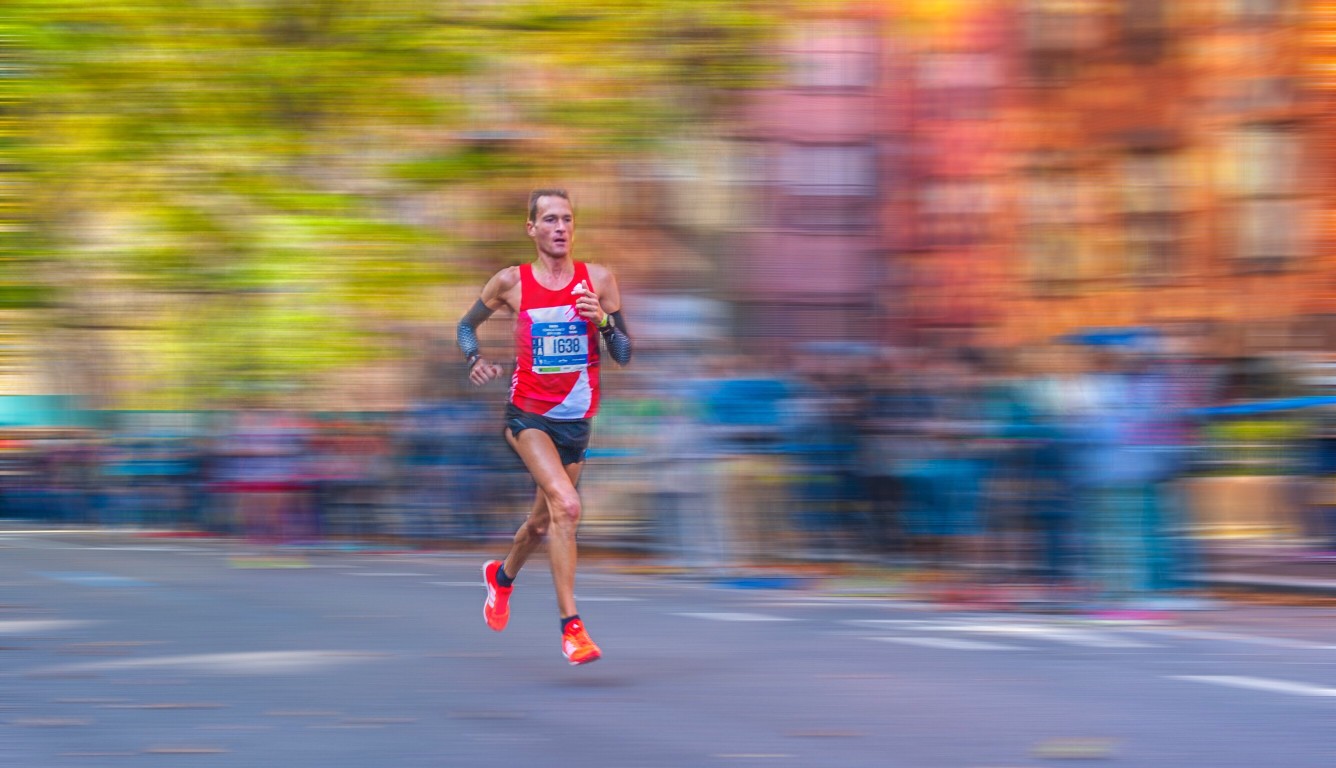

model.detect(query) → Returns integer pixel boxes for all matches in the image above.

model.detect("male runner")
[456,189,633,665]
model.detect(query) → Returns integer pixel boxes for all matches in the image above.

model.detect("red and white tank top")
[510,261,600,420]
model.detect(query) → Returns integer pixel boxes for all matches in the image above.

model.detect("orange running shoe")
[482,560,512,632]
[561,618,602,666]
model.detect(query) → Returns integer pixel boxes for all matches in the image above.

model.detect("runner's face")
[527,197,573,259]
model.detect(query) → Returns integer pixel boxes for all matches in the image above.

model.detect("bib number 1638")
[531,321,589,374]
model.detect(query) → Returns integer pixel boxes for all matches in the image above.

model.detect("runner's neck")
[531,256,575,291]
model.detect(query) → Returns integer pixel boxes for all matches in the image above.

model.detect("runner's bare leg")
[504,428,584,617]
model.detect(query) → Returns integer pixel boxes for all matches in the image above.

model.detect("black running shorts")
[504,403,591,466]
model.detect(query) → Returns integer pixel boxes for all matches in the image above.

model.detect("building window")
[772,144,876,232]
[1123,0,1167,63]
[1223,125,1308,271]
[1224,76,1297,114]
[787,22,877,89]
[779,144,875,196]
[920,178,995,249]
[1021,165,1088,295]
[916,52,1002,120]
[1022,0,1104,51]
[1218,0,1296,25]
[1021,0,1103,85]
[1121,151,1184,281]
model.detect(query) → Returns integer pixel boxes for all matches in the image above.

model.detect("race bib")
[531,321,589,374]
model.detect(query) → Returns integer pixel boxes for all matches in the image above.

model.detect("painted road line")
[944,621,1157,649]
[17,650,390,677]
[845,619,1156,648]
[0,619,97,635]
[429,581,487,587]
[36,572,154,588]
[675,612,797,623]
[347,572,431,577]
[79,545,205,552]
[1170,675,1336,697]
[1139,627,1336,651]
[0,529,120,535]
[761,597,905,607]
[869,636,1027,651]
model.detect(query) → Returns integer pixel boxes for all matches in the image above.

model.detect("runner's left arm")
[576,264,632,367]
[599,311,632,366]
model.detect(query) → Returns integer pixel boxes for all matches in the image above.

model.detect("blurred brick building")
[726,4,906,347]
[914,0,1336,356]
[900,1,1016,345]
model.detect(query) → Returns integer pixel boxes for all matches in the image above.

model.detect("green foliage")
[391,146,536,185]
[0,282,54,310]
[4,0,783,406]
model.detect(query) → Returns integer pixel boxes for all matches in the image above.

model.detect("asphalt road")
[2,529,1334,768]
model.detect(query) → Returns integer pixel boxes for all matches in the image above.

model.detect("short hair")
[527,188,570,222]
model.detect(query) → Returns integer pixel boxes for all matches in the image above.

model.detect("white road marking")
[37,572,153,588]
[1139,627,1336,651]
[845,619,1156,648]
[79,546,204,552]
[870,636,1026,651]
[573,596,642,602]
[18,651,389,676]
[0,529,119,536]
[1,538,62,548]
[762,598,900,607]
[0,620,96,635]
[348,572,430,577]
[429,581,486,587]
[1170,675,1336,698]
[946,622,1155,649]
[675,612,797,623]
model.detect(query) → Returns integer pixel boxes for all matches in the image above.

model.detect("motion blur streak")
[1,7,1336,762]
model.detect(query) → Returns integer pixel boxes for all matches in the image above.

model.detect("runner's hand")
[573,283,604,326]
[469,358,503,387]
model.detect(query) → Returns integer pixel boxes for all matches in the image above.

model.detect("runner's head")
[528,188,570,223]
[526,188,573,260]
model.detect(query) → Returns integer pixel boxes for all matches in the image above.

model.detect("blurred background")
[3,0,1336,609]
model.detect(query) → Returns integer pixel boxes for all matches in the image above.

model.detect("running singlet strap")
[510,262,601,420]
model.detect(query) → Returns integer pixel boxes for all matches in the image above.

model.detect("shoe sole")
[566,651,602,666]
[482,562,509,632]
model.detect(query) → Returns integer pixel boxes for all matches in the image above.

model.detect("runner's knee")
[548,491,581,529]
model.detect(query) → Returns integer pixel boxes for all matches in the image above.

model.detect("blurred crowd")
[0,401,534,545]
[3,340,1336,608]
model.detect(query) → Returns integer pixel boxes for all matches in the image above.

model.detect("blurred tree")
[4,0,779,409]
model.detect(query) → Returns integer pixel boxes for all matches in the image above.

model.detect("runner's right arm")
[456,299,493,369]
[457,268,517,386]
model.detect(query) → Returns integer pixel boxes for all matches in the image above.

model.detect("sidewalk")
[6,519,1336,598]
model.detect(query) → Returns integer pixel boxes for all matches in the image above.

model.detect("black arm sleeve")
[600,310,632,366]
[456,299,495,363]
